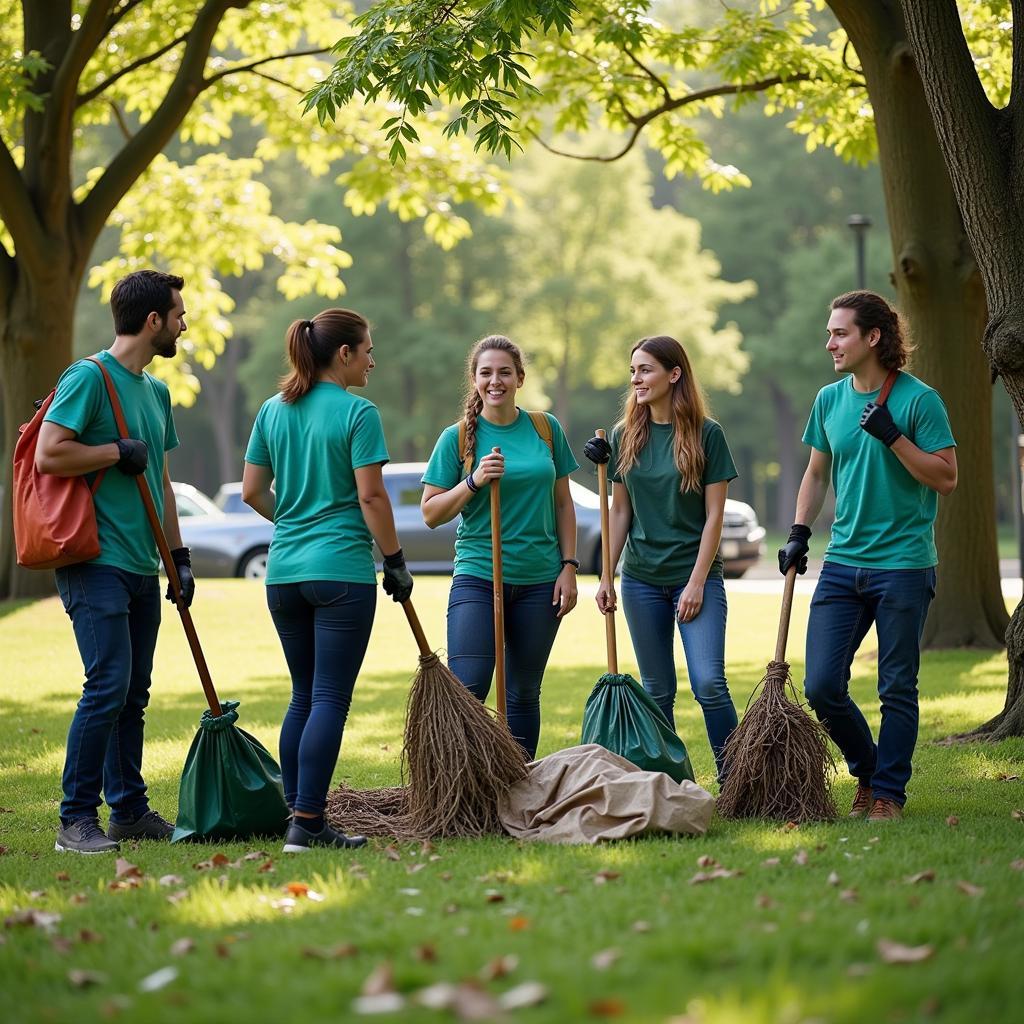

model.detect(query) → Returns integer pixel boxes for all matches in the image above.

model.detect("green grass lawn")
[1,578,1022,1024]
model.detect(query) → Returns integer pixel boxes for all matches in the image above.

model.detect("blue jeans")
[447,574,562,759]
[804,562,936,806]
[55,564,162,825]
[620,573,737,778]
[267,581,376,815]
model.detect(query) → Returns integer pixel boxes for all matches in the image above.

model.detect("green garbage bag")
[172,701,290,842]
[581,673,695,784]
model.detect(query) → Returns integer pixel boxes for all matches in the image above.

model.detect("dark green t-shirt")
[245,383,390,585]
[44,351,179,576]
[422,410,579,584]
[610,418,737,585]
[803,372,956,568]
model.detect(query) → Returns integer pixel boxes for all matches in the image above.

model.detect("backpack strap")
[877,369,899,406]
[457,409,555,480]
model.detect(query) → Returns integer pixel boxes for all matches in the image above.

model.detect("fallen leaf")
[158,875,184,887]
[593,870,621,885]
[631,920,651,933]
[449,983,500,1021]
[108,877,142,892]
[498,981,548,1010]
[440,871,453,882]
[1012,809,1023,821]
[761,858,780,867]
[905,870,936,884]
[301,943,358,960]
[782,821,800,831]
[170,938,195,956]
[406,863,426,875]
[51,936,74,954]
[269,897,296,913]
[28,889,47,900]
[956,881,985,897]
[588,996,627,1016]
[4,908,62,932]
[1010,859,1024,871]
[827,871,841,887]
[877,938,934,965]
[285,882,309,897]
[591,948,621,970]
[193,853,230,871]
[839,888,859,903]
[755,894,776,909]
[420,840,436,855]
[214,942,231,959]
[361,962,395,997]
[258,860,274,873]
[414,944,437,963]
[114,858,142,879]
[444,903,460,915]
[352,994,405,1015]
[946,816,959,827]
[68,969,105,988]
[508,915,530,932]
[689,868,742,885]
[383,845,401,861]
[241,850,269,861]
[696,855,717,868]
[793,849,809,866]
[997,773,1020,782]
[55,871,70,882]
[69,893,89,905]
[165,890,189,905]
[479,954,518,980]
[484,890,505,903]
[137,966,178,992]
[0,846,8,855]
[415,983,458,1010]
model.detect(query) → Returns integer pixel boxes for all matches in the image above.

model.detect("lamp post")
[846,214,872,289]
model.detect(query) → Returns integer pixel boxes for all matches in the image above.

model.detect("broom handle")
[401,599,433,658]
[596,429,617,674]
[775,565,799,663]
[490,447,507,722]
[89,358,222,717]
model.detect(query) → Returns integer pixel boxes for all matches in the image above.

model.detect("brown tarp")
[498,743,716,844]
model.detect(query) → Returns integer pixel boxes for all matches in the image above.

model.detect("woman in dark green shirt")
[584,335,739,782]
[243,308,413,852]
[421,335,579,758]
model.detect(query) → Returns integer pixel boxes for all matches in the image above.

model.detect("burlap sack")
[498,743,715,844]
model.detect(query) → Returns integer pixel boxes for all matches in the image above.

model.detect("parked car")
[212,468,764,577]
[172,482,273,579]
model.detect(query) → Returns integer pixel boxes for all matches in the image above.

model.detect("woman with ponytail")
[421,335,579,759]
[242,308,413,852]
[583,336,739,783]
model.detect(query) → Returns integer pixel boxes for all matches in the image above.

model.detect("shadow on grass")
[0,597,41,621]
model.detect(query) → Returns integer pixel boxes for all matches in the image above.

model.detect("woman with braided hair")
[421,335,579,758]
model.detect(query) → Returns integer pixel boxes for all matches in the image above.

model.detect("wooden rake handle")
[489,447,507,722]
[401,600,433,659]
[90,358,222,717]
[596,429,618,675]
[775,565,799,664]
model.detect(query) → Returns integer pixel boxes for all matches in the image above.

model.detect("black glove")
[583,436,612,465]
[778,524,811,576]
[115,438,149,476]
[167,547,195,608]
[382,548,413,603]
[860,402,902,447]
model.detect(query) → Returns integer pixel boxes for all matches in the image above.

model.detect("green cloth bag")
[581,673,695,784]
[172,701,290,842]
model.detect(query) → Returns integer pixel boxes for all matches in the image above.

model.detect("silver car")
[211,468,763,577]
[173,482,273,579]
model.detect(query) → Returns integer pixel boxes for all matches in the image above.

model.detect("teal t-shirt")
[244,383,390,585]
[43,351,179,576]
[421,410,579,585]
[802,372,956,569]
[609,418,737,585]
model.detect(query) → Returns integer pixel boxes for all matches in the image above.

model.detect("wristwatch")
[560,557,581,570]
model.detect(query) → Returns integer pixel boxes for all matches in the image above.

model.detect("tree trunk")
[831,0,1008,649]
[769,379,798,533]
[0,271,80,599]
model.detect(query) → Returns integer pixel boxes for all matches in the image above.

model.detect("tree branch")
[622,48,672,102]
[0,137,47,277]
[77,33,191,107]
[202,47,329,87]
[105,0,147,33]
[108,100,133,141]
[77,0,252,248]
[527,72,812,162]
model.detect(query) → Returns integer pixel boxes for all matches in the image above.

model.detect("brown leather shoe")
[867,797,903,822]
[848,784,873,818]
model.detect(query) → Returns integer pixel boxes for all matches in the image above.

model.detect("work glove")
[166,547,195,608]
[583,435,612,465]
[778,524,812,576]
[860,402,902,447]
[382,548,414,604]
[115,438,149,476]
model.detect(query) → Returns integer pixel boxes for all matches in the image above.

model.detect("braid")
[462,391,483,471]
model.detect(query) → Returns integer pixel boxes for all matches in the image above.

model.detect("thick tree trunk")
[831,0,1008,649]
[769,379,797,533]
[0,270,79,599]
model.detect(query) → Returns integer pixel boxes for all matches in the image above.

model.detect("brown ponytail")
[461,334,525,467]
[280,308,370,403]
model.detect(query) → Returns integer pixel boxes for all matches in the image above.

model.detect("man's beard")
[153,330,177,358]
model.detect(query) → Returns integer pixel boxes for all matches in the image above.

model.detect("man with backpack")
[36,270,193,853]
[779,290,957,822]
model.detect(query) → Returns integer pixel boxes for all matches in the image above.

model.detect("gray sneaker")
[55,818,120,854]
[107,809,175,842]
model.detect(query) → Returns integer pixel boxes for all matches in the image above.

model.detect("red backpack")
[12,358,107,570]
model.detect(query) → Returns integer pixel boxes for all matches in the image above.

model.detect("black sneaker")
[283,819,367,852]
[55,818,120,854]
[107,809,175,842]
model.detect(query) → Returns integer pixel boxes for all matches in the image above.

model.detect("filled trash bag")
[172,701,290,842]
[581,673,695,784]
